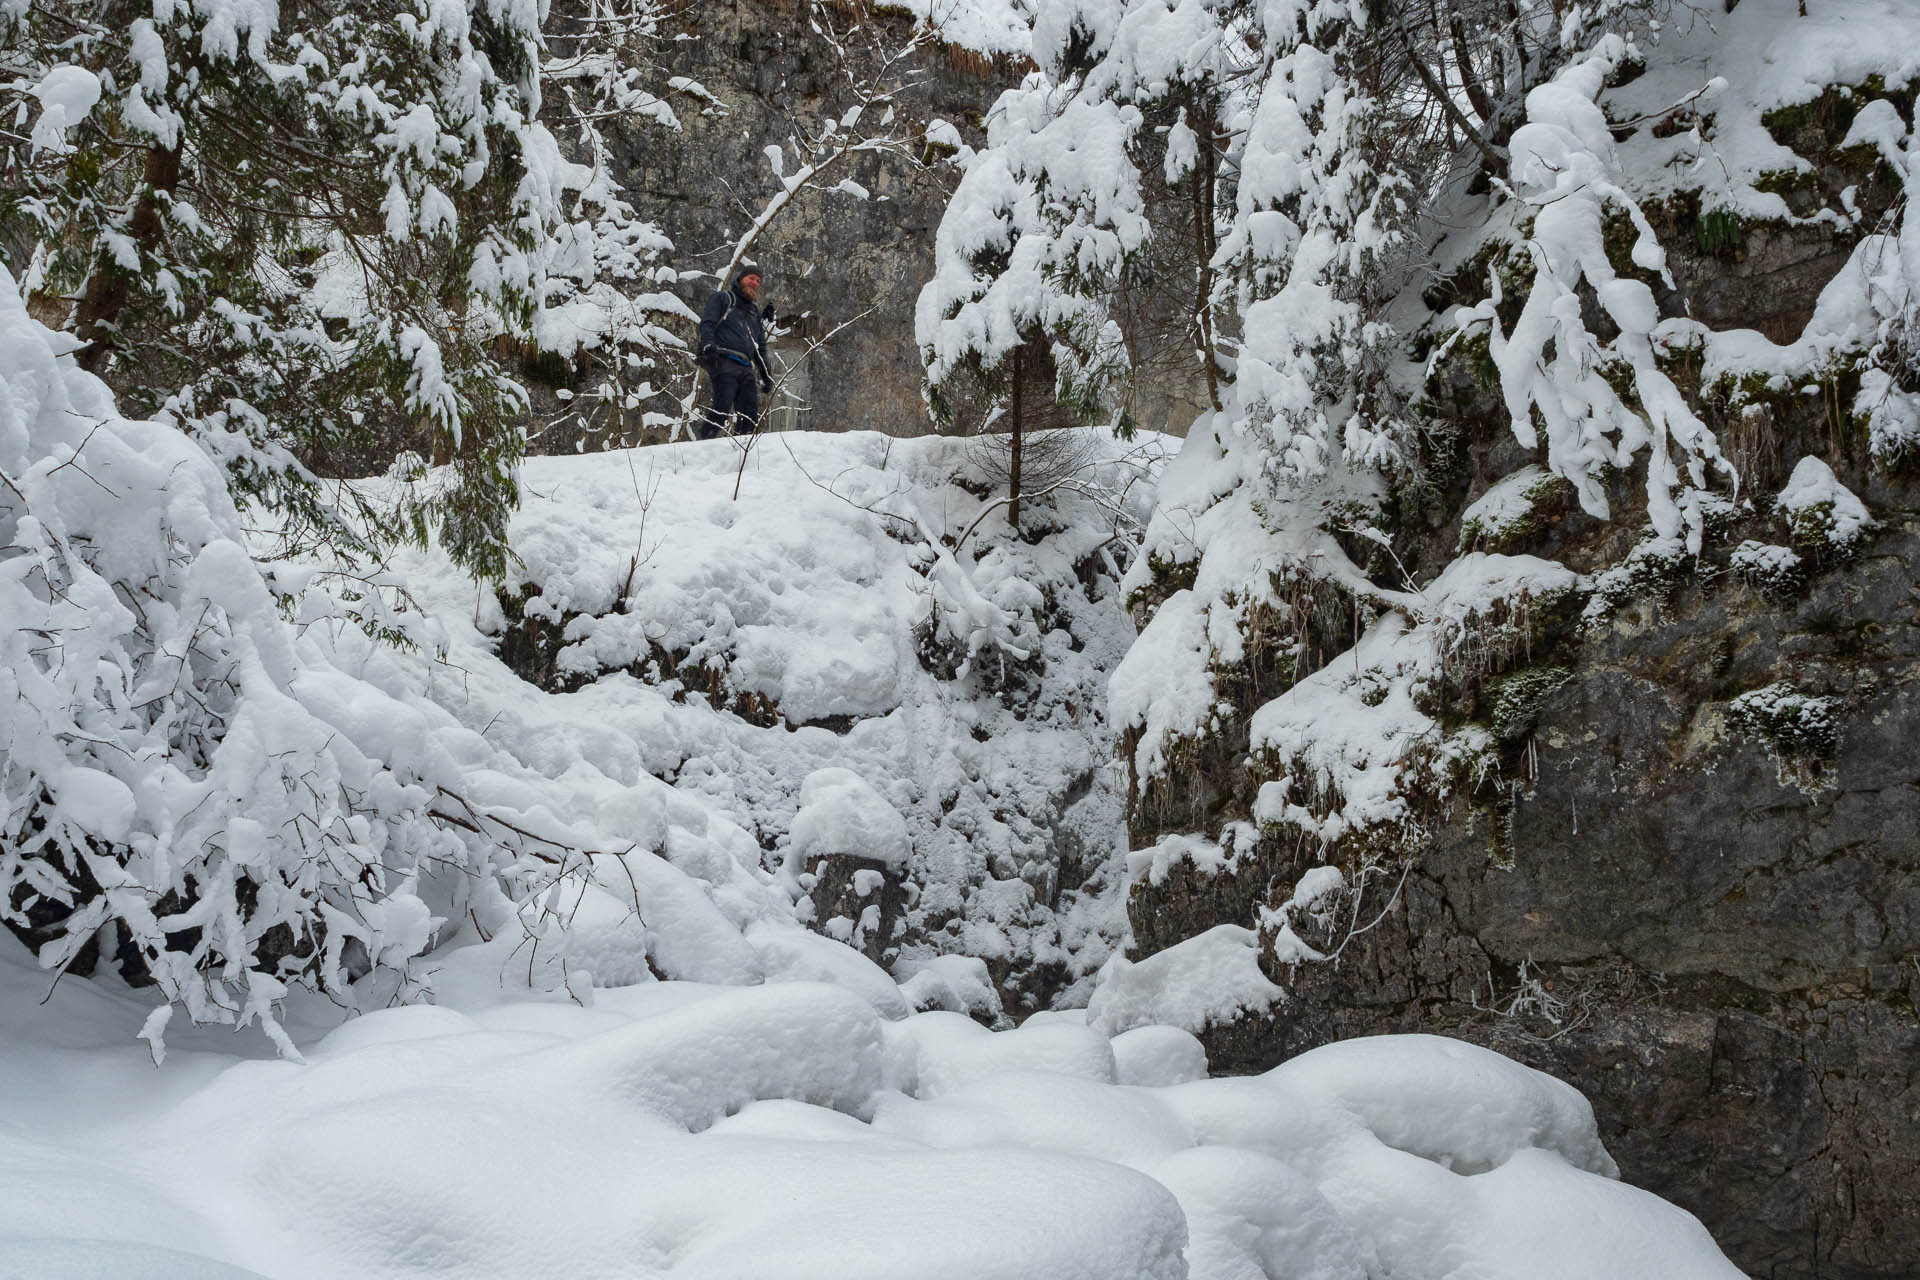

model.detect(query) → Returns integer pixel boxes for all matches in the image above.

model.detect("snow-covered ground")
[464,426,1166,1007]
[0,264,1749,1275]
[0,930,1744,1280]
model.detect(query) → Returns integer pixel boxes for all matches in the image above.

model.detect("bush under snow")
[481,425,1171,1006]
[0,267,527,1049]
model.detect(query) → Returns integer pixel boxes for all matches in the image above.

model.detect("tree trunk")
[1007,347,1024,529]
[75,143,182,372]
[1193,104,1223,414]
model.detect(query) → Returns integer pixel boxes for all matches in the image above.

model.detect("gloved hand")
[759,374,774,394]
[699,344,715,367]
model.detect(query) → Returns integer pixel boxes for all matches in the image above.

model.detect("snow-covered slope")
[437,425,1169,1008]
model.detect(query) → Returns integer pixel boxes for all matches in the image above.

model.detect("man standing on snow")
[697,266,774,439]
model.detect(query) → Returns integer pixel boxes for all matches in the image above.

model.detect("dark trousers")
[700,362,760,439]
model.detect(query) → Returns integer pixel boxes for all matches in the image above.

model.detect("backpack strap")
[702,286,736,372]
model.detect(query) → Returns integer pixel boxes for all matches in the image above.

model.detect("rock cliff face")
[589,0,1018,442]
[1174,513,1920,1280]
[1120,80,1920,1280]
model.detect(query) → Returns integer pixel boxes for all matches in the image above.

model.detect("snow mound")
[787,767,911,870]
[0,930,1745,1280]
[1086,924,1284,1037]
[1111,1024,1210,1086]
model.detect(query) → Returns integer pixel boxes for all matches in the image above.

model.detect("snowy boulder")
[787,768,910,961]
[874,1068,1189,1169]
[1148,1146,1371,1280]
[748,920,912,1019]
[311,1004,480,1058]
[896,953,1004,1020]
[1087,925,1284,1038]
[591,850,765,986]
[639,1144,1189,1280]
[547,981,890,1128]
[1269,1034,1619,1179]
[787,768,911,868]
[889,1011,1118,1099]
[427,851,767,1000]
[806,855,907,963]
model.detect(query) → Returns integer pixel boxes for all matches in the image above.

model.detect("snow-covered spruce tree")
[1074,1,1758,948]
[0,0,679,578]
[921,0,1456,535]
[915,71,1134,527]
[967,0,1431,829]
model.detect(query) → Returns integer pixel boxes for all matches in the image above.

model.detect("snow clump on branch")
[1459,36,1732,552]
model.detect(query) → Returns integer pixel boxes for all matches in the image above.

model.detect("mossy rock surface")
[1487,665,1574,742]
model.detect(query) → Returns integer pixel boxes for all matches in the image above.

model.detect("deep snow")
[0,254,1750,1277]
[460,425,1171,1006]
[0,931,1743,1280]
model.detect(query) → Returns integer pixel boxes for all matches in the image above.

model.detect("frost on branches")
[0,0,685,578]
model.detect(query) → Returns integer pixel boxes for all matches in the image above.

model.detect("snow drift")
[0,932,1743,1280]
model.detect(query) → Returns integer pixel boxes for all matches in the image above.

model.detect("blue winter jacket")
[698,282,769,377]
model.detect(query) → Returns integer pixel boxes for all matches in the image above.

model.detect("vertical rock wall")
[1119,80,1920,1280]
[595,0,1016,441]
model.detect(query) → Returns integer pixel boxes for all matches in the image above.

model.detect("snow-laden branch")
[1459,36,1732,550]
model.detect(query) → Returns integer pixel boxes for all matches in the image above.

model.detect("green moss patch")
[1582,534,1694,628]
[1727,681,1841,761]
[1457,467,1576,555]
[1488,666,1574,742]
